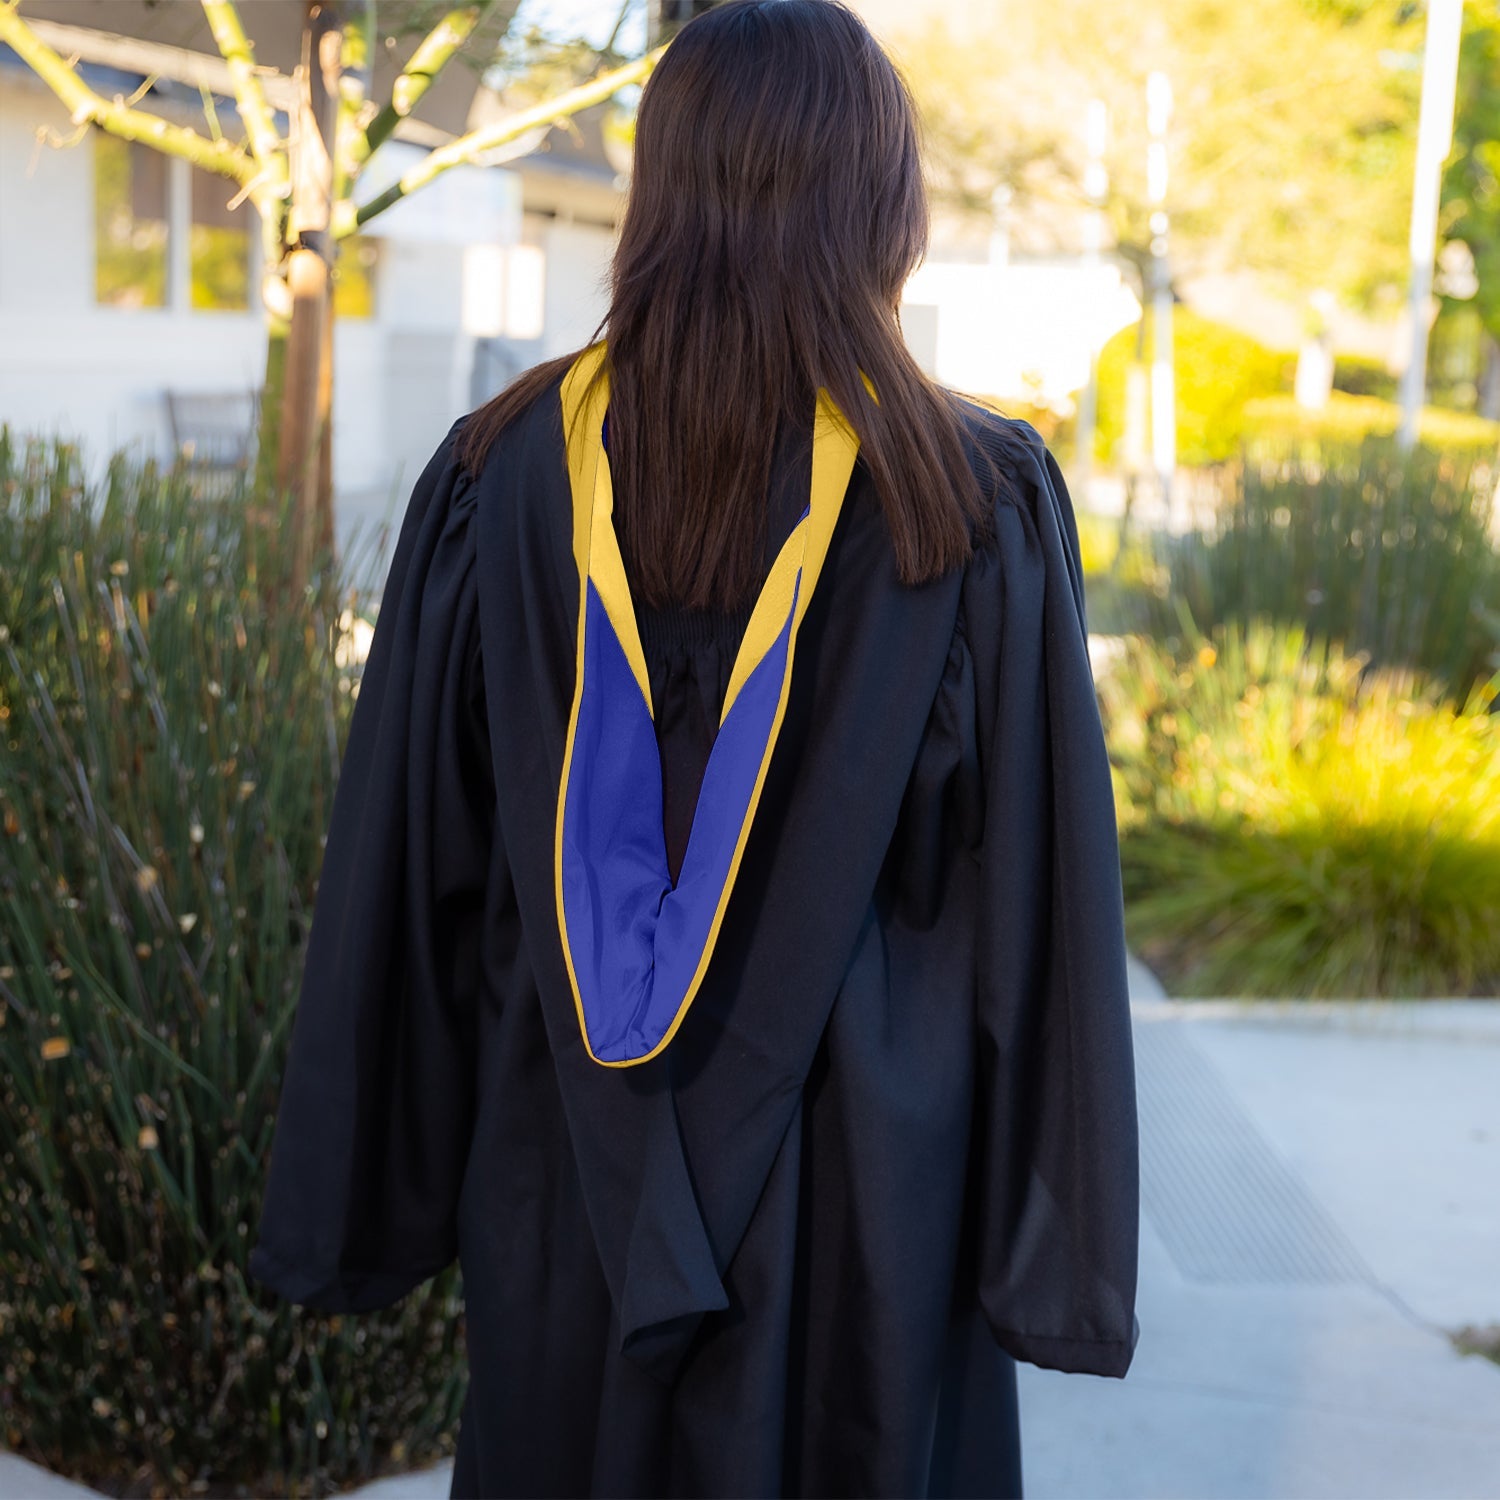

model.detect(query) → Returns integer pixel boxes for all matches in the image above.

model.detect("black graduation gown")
[247,366,1141,1500]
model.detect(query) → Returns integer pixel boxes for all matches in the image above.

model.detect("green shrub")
[1075,511,1121,576]
[1101,620,1500,998]
[1096,308,1297,467]
[1427,300,1490,414]
[1242,391,1500,458]
[1162,432,1500,696]
[0,433,466,1496]
[1332,352,1399,403]
[1075,510,1170,635]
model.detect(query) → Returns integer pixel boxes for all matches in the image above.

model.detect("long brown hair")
[455,0,1011,611]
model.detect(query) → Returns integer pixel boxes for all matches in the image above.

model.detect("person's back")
[248,5,1141,1496]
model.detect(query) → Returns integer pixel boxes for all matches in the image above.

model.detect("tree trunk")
[317,278,335,562]
[256,318,287,503]
[276,1,340,601]
[277,246,331,597]
[314,270,336,624]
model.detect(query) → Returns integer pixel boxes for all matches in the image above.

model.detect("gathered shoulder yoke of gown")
[248,351,1140,1498]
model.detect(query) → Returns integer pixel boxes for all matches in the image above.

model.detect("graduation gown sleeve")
[963,420,1141,1378]
[248,416,494,1312]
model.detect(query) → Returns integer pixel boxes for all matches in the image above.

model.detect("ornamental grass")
[0,432,465,1497]
[1101,620,1500,999]
[1160,434,1500,697]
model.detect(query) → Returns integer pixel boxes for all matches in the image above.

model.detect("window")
[190,164,251,311]
[333,236,380,320]
[94,131,254,312]
[94,134,167,308]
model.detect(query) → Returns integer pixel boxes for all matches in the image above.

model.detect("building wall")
[0,75,508,529]
[0,81,268,465]
[535,215,616,356]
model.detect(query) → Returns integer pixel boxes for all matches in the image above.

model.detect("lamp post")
[1397,0,1465,451]
[1146,70,1176,525]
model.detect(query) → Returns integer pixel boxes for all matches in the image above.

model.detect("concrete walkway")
[6,964,1499,1500]
[1016,963,1500,1499]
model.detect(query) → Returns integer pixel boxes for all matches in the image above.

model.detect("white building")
[0,16,623,551]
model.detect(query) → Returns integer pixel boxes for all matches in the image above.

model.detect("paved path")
[1019,968,1500,1498]
[7,966,1498,1499]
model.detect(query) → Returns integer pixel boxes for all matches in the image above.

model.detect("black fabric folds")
[249,421,492,1312]
[963,436,1141,1375]
[247,379,1140,1500]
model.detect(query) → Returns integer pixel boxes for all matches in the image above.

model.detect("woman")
[248,2,1141,1496]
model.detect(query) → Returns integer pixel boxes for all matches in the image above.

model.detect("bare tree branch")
[352,2,496,174]
[198,0,288,197]
[0,0,254,184]
[348,42,664,233]
[603,0,634,56]
[333,0,375,206]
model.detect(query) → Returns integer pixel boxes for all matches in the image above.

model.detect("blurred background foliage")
[1099,621,1500,998]
[1094,310,1299,467]
[895,0,1429,312]
[1080,432,1500,995]
[1165,437,1500,693]
[894,0,1500,333]
[1239,393,1500,456]
[895,0,1500,447]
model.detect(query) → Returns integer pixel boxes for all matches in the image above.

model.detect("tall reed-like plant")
[1162,434,1500,696]
[0,431,466,1496]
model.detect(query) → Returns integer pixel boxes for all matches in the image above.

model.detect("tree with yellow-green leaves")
[891,0,1428,319]
[0,0,665,597]
[891,0,1500,431]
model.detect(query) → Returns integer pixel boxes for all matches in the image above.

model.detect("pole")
[1146,70,1176,525]
[989,182,1013,268]
[1397,0,1465,451]
[277,1,340,599]
[1073,98,1109,509]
